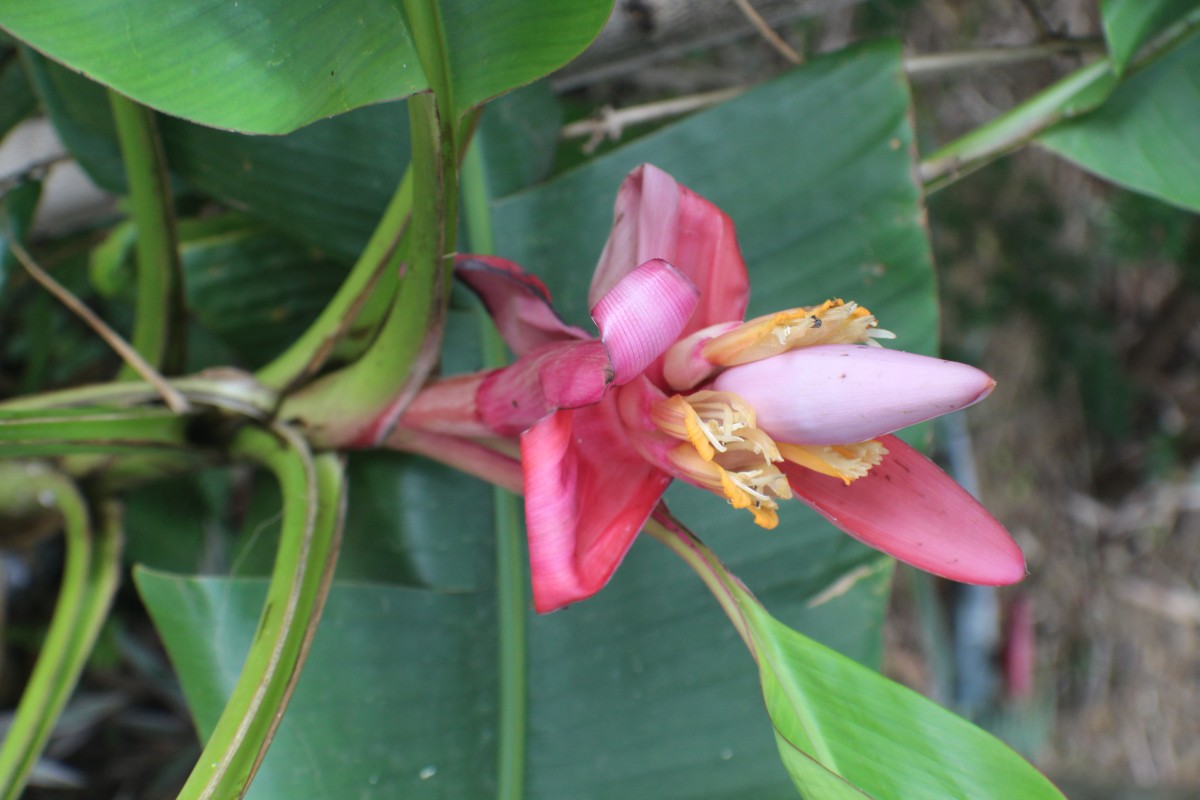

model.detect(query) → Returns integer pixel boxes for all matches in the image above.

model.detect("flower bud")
[712,344,995,446]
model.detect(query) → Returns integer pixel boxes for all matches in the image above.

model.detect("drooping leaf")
[1101,0,1200,73]
[726,571,1066,799]
[0,0,611,133]
[1039,31,1200,212]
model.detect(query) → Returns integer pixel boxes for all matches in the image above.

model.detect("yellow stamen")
[655,393,791,529]
[701,299,879,366]
[777,441,888,485]
[651,390,889,528]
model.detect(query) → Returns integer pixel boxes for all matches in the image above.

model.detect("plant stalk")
[462,137,527,800]
[173,424,345,800]
[108,91,185,376]
[0,468,121,800]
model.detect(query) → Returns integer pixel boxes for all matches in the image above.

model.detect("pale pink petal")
[783,434,1026,585]
[457,255,591,356]
[522,402,672,613]
[592,259,699,385]
[590,165,748,334]
[477,339,612,436]
[714,344,995,446]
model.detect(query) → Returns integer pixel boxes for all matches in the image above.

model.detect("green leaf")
[439,1,610,114]
[647,521,1061,798]
[161,109,409,258]
[737,587,1063,798]
[1039,31,1200,212]
[136,575,501,799]
[1101,0,1200,73]
[137,533,891,800]
[29,59,556,261]
[0,0,610,133]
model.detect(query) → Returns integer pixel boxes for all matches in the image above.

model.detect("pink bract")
[416,164,1025,612]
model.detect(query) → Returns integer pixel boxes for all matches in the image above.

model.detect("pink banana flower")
[398,164,1025,613]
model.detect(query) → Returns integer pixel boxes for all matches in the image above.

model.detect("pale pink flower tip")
[713,344,995,446]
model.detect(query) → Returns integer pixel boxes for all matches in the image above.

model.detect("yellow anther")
[777,440,887,486]
[701,299,880,366]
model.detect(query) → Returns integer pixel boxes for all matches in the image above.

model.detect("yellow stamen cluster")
[651,390,888,528]
[701,299,890,367]
[776,441,888,486]
[651,391,791,529]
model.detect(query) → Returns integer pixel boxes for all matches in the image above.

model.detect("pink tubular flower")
[399,164,1025,613]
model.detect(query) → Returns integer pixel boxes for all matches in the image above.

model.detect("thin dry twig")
[560,88,745,151]
[561,40,1099,151]
[1,210,191,413]
[730,0,803,64]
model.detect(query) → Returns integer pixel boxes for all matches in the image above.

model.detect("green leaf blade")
[1,0,611,133]
[740,597,1066,799]
[1,0,424,134]
[1101,0,1200,72]
[1039,32,1200,212]
[442,0,612,112]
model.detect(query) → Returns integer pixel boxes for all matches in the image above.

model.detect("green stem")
[0,373,276,420]
[256,168,414,391]
[462,137,526,800]
[493,485,526,800]
[0,467,121,800]
[278,97,453,446]
[175,424,345,800]
[108,91,184,375]
[0,406,192,459]
[922,16,1200,192]
[403,0,457,117]
[919,58,1115,191]
[279,6,460,447]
